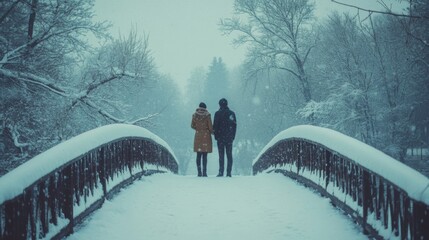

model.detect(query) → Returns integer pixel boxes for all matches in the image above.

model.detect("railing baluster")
[400,194,410,238]
[325,150,331,188]
[64,165,74,228]
[28,188,35,240]
[4,198,15,238]
[362,169,370,234]
[73,162,79,207]
[99,147,107,196]
[39,181,48,238]
[392,189,400,236]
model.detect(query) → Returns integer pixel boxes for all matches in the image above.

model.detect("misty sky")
[93,0,399,91]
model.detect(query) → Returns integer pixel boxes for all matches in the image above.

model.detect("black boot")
[202,167,207,177]
[197,165,202,177]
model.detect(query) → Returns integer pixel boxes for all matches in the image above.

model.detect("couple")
[191,98,237,177]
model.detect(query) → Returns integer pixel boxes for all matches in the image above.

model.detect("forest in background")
[1,0,428,176]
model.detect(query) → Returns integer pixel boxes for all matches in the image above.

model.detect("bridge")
[0,124,428,240]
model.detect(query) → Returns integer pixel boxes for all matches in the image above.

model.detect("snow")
[67,173,366,240]
[253,125,429,204]
[0,124,177,204]
[264,165,402,239]
[252,96,261,105]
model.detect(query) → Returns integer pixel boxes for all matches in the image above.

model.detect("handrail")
[253,125,429,240]
[0,124,178,240]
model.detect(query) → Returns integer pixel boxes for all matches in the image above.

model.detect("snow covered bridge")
[0,124,428,240]
[67,174,367,240]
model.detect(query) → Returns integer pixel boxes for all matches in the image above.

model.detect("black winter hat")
[219,98,228,107]
[199,102,207,109]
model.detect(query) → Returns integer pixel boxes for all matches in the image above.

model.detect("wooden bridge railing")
[253,125,429,240]
[0,124,178,240]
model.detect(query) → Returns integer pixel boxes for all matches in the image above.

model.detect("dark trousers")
[196,152,208,176]
[217,141,233,176]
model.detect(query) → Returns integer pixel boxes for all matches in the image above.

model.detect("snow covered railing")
[0,124,178,240]
[253,125,429,240]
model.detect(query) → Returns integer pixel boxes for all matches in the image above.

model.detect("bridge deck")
[67,174,366,240]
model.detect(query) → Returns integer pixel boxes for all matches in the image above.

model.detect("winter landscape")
[1,0,428,239]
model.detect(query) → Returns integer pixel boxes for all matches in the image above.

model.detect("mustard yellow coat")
[191,108,213,153]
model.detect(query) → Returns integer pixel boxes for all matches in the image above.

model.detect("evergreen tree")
[204,57,229,108]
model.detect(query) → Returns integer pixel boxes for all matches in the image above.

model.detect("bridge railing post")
[98,147,107,196]
[362,169,370,235]
[325,150,331,189]
[64,164,74,233]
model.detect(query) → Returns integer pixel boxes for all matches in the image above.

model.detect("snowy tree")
[203,57,229,108]
[399,0,429,154]
[70,30,157,126]
[301,7,429,161]
[185,66,207,106]
[0,1,161,175]
[221,0,317,103]
[302,13,377,144]
[408,0,429,153]
[137,74,193,175]
[365,13,429,160]
[227,65,301,174]
[0,0,108,84]
[0,0,107,174]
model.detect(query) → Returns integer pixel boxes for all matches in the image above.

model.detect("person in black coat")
[213,98,237,177]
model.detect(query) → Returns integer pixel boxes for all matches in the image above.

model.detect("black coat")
[213,106,237,143]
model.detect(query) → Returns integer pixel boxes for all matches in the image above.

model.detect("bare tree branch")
[221,0,315,102]
[0,68,69,97]
[81,99,157,127]
[27,0,38,41]
[331,0,429,19]
[0,0,22,25]
[71,71,126,107]
[128,113,160,125]
[0,66,157,127]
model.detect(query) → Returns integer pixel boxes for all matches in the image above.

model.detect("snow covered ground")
[67,173,366,240]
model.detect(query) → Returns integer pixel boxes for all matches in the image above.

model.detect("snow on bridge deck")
[67,173,366,240]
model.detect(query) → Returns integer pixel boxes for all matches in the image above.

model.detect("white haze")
[93,0,396,94]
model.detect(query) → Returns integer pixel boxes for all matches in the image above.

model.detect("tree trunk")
[27,0,38,42]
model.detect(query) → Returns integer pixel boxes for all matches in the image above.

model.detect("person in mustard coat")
[191,102,213,177]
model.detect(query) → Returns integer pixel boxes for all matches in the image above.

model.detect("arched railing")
[253,125,429,240]
[0,124,178,240]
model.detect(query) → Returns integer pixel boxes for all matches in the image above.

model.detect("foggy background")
[1,0,428,176]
